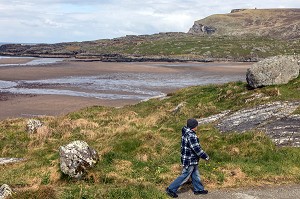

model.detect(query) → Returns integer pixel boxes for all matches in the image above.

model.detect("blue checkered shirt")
[181,126,209,167]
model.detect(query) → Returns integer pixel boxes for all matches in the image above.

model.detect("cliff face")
[188,9,300,39]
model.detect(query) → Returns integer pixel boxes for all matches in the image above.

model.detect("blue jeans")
[168,165,204,193]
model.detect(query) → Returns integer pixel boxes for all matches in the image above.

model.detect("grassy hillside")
[1,34,300,62]
[0,76,300,198]
[82,35,300,60]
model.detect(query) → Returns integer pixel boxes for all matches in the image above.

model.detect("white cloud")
[0,0,299,43]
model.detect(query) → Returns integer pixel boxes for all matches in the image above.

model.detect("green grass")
[1,76,299,198]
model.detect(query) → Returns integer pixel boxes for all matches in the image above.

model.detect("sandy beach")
[0,58,252,120]
[0,57,35,65]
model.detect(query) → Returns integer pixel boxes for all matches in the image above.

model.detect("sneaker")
[194,190,208,195]
[166,188,178,198]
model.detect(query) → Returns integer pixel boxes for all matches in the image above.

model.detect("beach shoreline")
[0,57,252,120]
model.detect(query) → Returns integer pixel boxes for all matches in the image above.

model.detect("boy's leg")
[191,166,205,192]
[168,166,193,193]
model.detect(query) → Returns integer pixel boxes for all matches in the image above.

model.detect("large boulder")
[59,140,99,179]
[246,55,300,88]
[0,184,12,199]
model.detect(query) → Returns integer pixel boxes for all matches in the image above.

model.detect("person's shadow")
[177,179,193,193]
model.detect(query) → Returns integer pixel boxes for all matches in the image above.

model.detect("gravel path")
[176,184,300,199]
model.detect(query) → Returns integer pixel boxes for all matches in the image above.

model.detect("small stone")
[26,119,43,133]
[0,158,25,165]
[0,184,12,199]
[172,102,186,114]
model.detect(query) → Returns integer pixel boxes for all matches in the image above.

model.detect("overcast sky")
[0,0,299,43]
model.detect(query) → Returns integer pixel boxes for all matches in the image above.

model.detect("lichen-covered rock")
[246,55,300,88]
[59,140,99,179]
[0,184,12,199]
[26,119,43,133]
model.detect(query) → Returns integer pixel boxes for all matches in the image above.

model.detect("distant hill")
[0,9,299,61]
[188,9,300,39]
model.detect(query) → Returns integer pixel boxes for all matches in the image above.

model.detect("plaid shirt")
[181,126,209,167]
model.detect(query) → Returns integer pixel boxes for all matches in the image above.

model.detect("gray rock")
[230,9,248,13]
[0,158,25,165]
[26,119,43,133]
[246,55,300,88]
[217,101,299,133]
[0,184,12,199]
[262,115,300,147]
[197,110,231,125]
[59,140,99,179]
[172,102,186,114]
[188,23,216,34]
[197,101,300,147]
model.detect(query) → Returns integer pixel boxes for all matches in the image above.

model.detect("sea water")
[0,56,64,66]
[0,70,245,101]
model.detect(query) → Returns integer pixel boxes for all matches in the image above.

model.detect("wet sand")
[0,93,139,119]
[0,60,179,81]
[0,57,35,65]
[0,58,252,120]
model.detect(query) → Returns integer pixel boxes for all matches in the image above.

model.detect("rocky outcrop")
[188,9,300,39]
[59,140,99,179]
[246,55,300,88]
[188,23,216,35]
[216,101,299,133]
[263,115,300,147]
[0,184,12,199]
[198,110,231,125]
[230,9,248,13]
[197,101,300,147]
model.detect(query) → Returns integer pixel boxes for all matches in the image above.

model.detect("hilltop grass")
[0,76,299,198]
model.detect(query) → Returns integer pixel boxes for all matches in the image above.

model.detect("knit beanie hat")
[187,118,198,129]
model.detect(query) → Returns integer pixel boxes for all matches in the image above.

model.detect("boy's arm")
[188,135,209,160]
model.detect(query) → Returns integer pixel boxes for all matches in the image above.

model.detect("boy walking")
[166,118,209,198]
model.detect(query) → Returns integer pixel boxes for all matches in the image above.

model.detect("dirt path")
[176,184,300,199]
